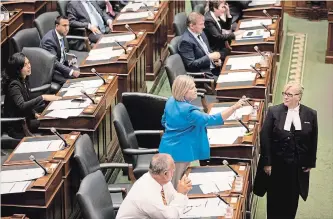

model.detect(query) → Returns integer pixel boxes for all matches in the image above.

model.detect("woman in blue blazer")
[159,75,247,187]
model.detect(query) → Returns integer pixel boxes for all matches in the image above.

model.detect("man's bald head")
[149,154,174,175]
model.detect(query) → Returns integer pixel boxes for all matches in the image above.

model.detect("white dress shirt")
[81,0,112,31]
[55,30,73,76]
[284,105,302,131]
[116,172,188,219]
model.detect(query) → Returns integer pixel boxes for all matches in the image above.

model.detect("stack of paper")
[86,47,114,61]
[48,99,92,110]
[117,11,150,21]
[69,79,104,89]
[217,72,257,83]
[14,140,64,154]
[209,106,253,120]
[1,168,45,183]
[239,19,272,29]
[99,34,136,44]
[226,55,262,70]
[46,108,84,119]
[181,197,228,218]
[1,181,31,194]
[121,2,143,12]
[62,87,97,97]
[207,127,247,145]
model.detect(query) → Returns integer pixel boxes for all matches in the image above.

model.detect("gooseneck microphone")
[250,65,263,78]
[125,24,137,39]
[91,68,106,84]
[254,46,265,58]
[29,155,48,175]
[222,160,239,176]
[143,3,154,16]
[261,22,272,36]
[50,127,69,147]
[237,118,250,133]
[263,9,273,20]
[214,192,230,206]
[114,39,127,54]
[80,90,96,104]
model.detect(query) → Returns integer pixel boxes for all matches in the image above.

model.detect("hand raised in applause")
[177,175,192,195]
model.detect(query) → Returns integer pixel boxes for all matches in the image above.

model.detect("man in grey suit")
[67,0,113,43]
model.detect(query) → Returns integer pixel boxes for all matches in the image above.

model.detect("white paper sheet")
[181,198,228,218]
[1,181,31,194]
[239,19,272,29]
[99,34,136,44]
[86,47,114,61]
[46,108,84,119]
[249,0,280,6]
[63,87,97,97]
[69,80,104,89]
[209,106,253,120]
[226,55,262,70]
[14,140,64,154]
[47,99,92,110]
[188,171,235,186]
[134,0,158,6]
[242,29,265,38]
[217,72,257,83]
[117,11,150,20]
[207,127,247,144]
[121,2,143,12]
[1,168,45,183]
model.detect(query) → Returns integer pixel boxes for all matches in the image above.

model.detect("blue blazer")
[159,97,224,162]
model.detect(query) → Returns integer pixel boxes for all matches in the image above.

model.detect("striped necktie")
[161,188,167,205]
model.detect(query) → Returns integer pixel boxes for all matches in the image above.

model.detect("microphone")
[143,3,154,16]
[29,155,48,175]
[91,68,106,84]
[50,127,69,148]
[80,90,96,104]
[241,95,253,107]
[263,9,273,20]
[250,65,263,78]
[213,192,230,206]
[222,160,239,176]
[125,24,137,39]
[254,46,265,58]
[237,118,250,133]
[114,39,127,54]
[260,22,272,36]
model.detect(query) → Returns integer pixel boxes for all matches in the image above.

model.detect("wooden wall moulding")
[282,1,333,20]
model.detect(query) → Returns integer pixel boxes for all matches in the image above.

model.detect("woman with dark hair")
[3,52,61,138]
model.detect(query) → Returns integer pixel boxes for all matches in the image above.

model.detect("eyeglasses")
[282,92,300,98]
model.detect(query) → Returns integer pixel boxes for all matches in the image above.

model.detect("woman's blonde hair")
[283,81,304,99]
[172,75,195,101]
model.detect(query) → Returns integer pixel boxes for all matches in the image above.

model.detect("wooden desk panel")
[243,5,282,18]
[167,0,185,42]
[113,1,169,80]
[326,11,333,64]
[80,32,147,100]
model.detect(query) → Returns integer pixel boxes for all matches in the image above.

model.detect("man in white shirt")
[116,153,192,219]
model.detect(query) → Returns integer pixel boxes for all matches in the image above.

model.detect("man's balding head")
[149,154,175,185]
[187,12,205,34]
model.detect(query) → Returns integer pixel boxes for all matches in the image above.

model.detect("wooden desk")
[80,32,147,100]
[167,0,185,42]
[185,165,250,219]
[216,54,273,102]
[3,133,81,219]
[1,215,29,219]
[326,11,333,64]
[1,161,65,219]
[207,101,265,126]
[243,3,282,18]
[38,75,118,162]
[113,1,169,80]
[231,17,281,58]
[2,1,48,28]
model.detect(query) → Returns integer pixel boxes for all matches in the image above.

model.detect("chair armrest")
[30,84,51,93]
[186,72,205,77]
[123,148,159,155]
[134,130,163,136]
[108,187,127,193]
[66,35,89,41]
[1,117,33,136]
[197,88,207,94]
[113,203,121,210]
[51,82,61,93]
[100,162,132,170]
[196,93,208,113]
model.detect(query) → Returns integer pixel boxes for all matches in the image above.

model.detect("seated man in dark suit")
[178,12,222,76]
[40,16,80,85]
[67,0,113,43]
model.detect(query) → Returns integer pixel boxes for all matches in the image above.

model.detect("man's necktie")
[161,188,167,205]
[105,1,115,17]
[59,38,66,63]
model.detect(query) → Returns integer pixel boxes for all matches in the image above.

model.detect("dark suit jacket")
[178,29,213,73]
[40,29,71,77]
[254,103,318,200]
[67,0,112,30]
[204,12,234,54]
[3,79,44,137]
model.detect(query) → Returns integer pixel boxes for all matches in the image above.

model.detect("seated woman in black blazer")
[3,52,61,138]
[204,0,244,58]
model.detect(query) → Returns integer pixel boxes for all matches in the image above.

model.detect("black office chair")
[122,92,166,149]
[194,4,206,15]
[191,0,206,10]
[22,47,60,96]
[11,28,41,53]
[34,11,90,60]
[77,170,117,219]
[227,0,251,28]
[74,134,133,207]
[165,54,218,112]
[113,103,159,180]
[173,12,187,36]
[168,36,181,55]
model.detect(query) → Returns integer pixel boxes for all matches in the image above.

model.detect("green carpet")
[255,14,333,219]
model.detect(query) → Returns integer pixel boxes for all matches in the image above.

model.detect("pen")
[213,192,230,206]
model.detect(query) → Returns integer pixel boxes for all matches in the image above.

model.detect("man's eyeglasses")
[282,92,300,98]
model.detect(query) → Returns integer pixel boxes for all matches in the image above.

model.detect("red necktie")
[105,1,115,17]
